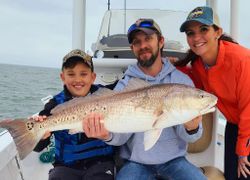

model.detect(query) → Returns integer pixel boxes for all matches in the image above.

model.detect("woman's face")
[185,21,222,61]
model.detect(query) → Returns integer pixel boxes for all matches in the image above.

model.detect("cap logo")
[135,19,152,26]
[127,18,162,44]
[62,49,93,71]
[187,7,204,20]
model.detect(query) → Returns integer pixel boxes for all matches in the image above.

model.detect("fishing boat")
[0,0,241,179]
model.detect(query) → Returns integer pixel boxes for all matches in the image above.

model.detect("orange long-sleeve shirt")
[189,40,250,156]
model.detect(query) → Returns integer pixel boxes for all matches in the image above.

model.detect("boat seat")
[100,34,129,47]
[187,113,225,180]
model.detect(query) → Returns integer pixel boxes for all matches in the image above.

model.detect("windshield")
[93,9,189,53]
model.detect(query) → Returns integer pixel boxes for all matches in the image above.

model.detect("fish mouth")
[200,100,217,115]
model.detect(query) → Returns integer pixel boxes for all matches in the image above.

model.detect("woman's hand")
[82,112,110,140]
[238,156,250,178]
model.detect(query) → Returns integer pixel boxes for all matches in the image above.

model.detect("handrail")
[0,129,8,136]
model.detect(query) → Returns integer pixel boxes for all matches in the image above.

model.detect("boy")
[34,49,115,180]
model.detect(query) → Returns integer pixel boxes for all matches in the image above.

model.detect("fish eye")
[200,94,204,98]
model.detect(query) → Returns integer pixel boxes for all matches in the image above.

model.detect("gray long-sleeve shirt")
[106,58,203,165]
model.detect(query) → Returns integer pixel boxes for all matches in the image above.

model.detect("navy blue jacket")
[34,83,117,167]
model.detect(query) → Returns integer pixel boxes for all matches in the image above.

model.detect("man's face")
[130,31,164,68]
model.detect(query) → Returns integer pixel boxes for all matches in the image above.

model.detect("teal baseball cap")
[180,6,220,32]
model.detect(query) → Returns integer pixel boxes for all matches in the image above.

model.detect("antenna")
[108,0,110,10]
[124,0,127,33]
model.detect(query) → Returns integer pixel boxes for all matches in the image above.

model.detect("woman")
[176,6,250,180]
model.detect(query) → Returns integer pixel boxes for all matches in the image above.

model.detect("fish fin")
[123,78,151,91]
[144,129,163,151]
[51,88,117,114]
[91,87,118,97]
[151,105,166,127]
[0,119,40,160]
[68,127,83,134]
[153,107,164,125]
[152,113,179,129]
[51,78,149,114]
[51,97,81,114]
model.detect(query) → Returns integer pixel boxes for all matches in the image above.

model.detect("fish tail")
[0,119,39,160]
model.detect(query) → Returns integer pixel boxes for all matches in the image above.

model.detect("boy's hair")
[62,49,94,71]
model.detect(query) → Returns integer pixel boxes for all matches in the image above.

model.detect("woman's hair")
[174,25,238,67]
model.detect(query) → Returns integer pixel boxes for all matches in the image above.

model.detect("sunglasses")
[127,19,155,34]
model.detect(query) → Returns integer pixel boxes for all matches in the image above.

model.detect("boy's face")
[60,63,96,97]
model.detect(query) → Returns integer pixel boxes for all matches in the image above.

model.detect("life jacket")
[53,89,113,164]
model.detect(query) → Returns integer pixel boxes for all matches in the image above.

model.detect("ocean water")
[0,64,62,129]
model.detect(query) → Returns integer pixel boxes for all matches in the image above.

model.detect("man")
[83,18,206,180]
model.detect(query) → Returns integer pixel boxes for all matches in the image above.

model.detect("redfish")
[0,78,217,160]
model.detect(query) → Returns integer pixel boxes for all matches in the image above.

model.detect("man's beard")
[137,46,159,68]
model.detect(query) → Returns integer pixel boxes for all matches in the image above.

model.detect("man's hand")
[184,116,202,131]
[238,156,250,178]
[82,112,111,140]
[167,56,179,64]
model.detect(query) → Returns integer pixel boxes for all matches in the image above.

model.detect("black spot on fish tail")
[0,118,40,160]
[26,121,34,130]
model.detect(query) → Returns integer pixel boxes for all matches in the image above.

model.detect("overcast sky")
[0,0,249,68]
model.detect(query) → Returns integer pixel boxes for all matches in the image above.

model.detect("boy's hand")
[83,112,110,140]
[32,115,51,139]
[184,115,202,131]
